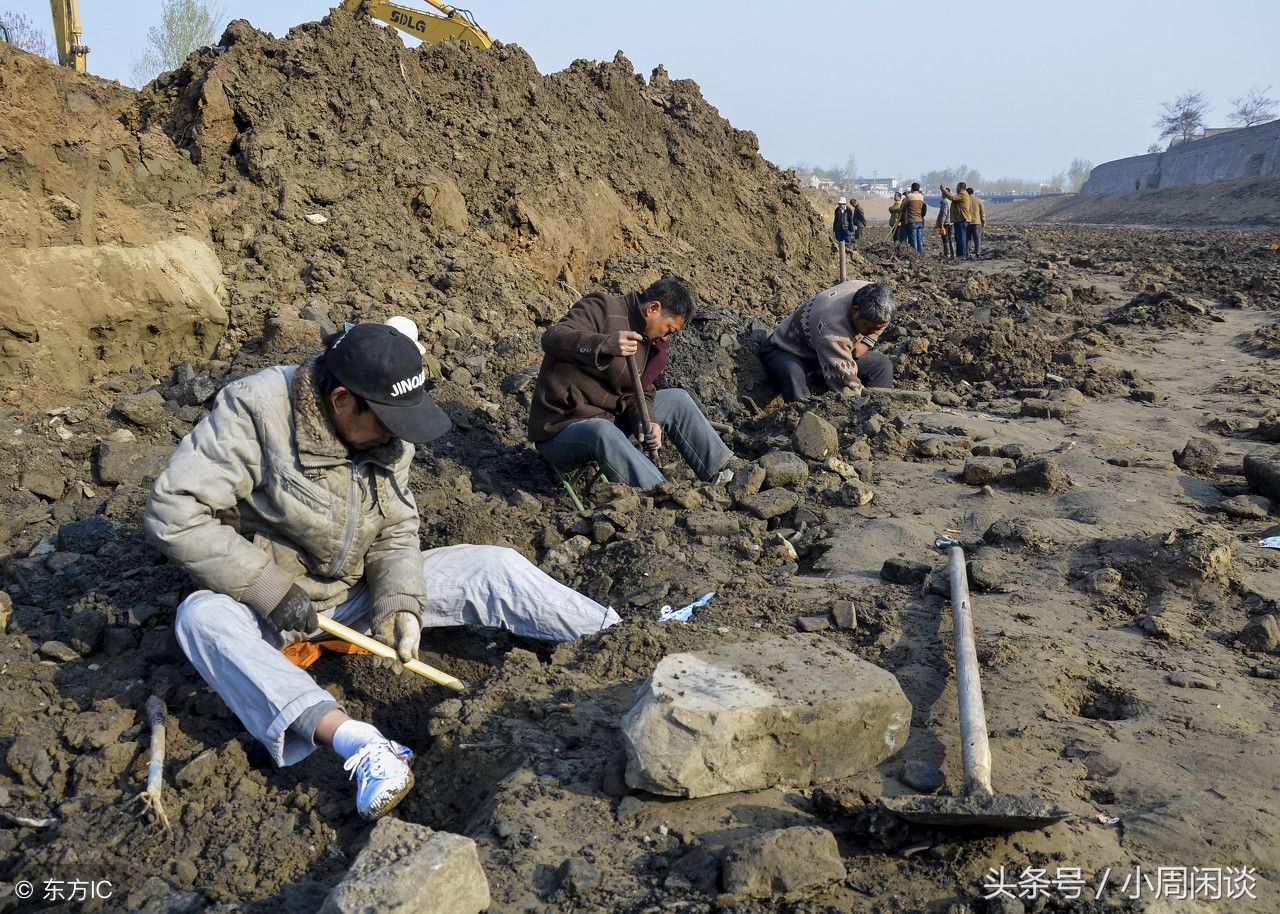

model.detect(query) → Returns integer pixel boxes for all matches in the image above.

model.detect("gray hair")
[852,282,896,323]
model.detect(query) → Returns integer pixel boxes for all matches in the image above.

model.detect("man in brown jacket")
[965,186,986,257]
[902,182,928,254]
[758,280,896,402]
[529,277,734,488]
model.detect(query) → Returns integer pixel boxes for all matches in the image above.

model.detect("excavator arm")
[341,0,494,49]
[49,0,89,71]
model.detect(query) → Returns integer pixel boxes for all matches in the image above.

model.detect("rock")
[113,390,170,430]
[39,640,80,662]
[0,591,10,633]
[740,489,800,520]
[759,451,809,488]
[622,635,911,797]
[720,826,845,898]
[1173,437,1222,476]
[1244,452,1280,501]
[661,485,704,510]
[963,456,1014,486]
[1166,672,1219,690]
[175,749,219,789]
[543,535,592,574]
[320,819,490,914]
[899,760,945,793]
[1020,398,1075,419]
[96,440,170,486]
[881,558,930,585]
[67,609,107,655]
[141,627,179,662]
[793,414,839,460]
[6,734,53,787]
[685,511,740,537]
[65,709,135,751]
[1087,568,1123,596]
[912,434,972,460]
[760,532,798,566]
[20,470,66,501]
[821,456,859,480]
[828,479,874,507]
[1015,456,1070,492]
[555,856,600,895]
[832,600,857,630]
[1217,494,1271,519]
[795,613,830,632]
[58,515,117,554]
[1238,615,1279,653]
[728,461,766,499]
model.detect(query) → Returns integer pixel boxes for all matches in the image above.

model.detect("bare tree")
[1147,142,1164,155]
[131,0,228,86]
[1155,89,1207,145]
[1065,158,1094,192]
[1228,85,1277,128]
[1,10,55,60]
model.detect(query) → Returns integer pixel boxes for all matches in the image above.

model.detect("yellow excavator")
[50,0,89,71]
[341,0,494,49]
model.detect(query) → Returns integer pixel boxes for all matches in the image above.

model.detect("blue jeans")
[537,388,733,488]
[906,221,924,253]
[952,219,969,257]
[758,341,894,402]
[835,228,854,244]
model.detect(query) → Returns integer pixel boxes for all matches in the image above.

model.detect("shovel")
[316,616,468,693]
[881,536,1067,830]
[625,353,660,458]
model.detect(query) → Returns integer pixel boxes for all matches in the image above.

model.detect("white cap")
[385,315,426,355]
[837,197,847,204]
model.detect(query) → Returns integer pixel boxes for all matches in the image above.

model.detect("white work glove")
[373,611,422,664]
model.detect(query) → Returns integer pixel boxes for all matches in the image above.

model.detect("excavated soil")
[2,11,1280,914]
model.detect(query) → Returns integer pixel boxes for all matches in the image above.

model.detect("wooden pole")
[316,616,468,692]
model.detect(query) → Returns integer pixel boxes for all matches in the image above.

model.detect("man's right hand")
[267,584,317,634]
[599,330,644,357]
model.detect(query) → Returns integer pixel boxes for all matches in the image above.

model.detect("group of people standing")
[840,182,987,258]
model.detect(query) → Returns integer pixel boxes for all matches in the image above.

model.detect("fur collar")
[291,355,407,469]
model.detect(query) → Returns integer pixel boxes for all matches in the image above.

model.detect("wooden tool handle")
[625,353,658,455]
[316,616,468,693]
[947,544,994,796]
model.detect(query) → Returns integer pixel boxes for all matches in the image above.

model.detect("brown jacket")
[942,187,971,222]
[528,291,657,443]
[968,193,986,225]
[770,280,873,393]
[903,190,927,222]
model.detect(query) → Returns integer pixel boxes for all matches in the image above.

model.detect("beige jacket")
[144,358,426,626]
[942,187,971,222]
[770,280,872,393]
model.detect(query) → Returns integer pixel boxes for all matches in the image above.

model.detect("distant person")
[851,199,867,241]
[902,182,928,254]
[889,191,904,247]
[936,195,954,259]
[758,279,896,401]
[833,197,856,245]
[941,182,970,257]
[965,187,986,258]
[1135,178,1141,192]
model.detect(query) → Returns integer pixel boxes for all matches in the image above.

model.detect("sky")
[6,0,1279,181]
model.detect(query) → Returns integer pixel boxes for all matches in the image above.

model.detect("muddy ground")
[1,9,1279,914]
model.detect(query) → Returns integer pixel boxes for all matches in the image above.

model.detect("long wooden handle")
[947,544,993,796]
[625,353,658,455]
[316,616,468,693]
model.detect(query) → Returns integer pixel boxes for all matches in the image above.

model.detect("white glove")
[373,612,421,664]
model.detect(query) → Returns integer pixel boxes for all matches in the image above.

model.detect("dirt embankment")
[1,9,1280,914]
[990,174,1280,229]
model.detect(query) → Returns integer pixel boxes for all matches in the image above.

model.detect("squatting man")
[145,323,619,820]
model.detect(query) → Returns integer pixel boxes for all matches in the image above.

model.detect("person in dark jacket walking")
[529,276,734,489]
[851,199,867,241]
[833,197,856,245]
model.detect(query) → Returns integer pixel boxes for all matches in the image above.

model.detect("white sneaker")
[344,739,414,820]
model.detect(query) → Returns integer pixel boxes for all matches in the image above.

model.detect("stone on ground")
[1174,436,1222,476]
[319,819,490,914]
[759,450,809,488]
[1244,451,1280,501]
[621,635,910,798]
[793,413,839,460]
[962,456,1014,486]
[719,826,845,898]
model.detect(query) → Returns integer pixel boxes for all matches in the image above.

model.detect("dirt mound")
[988,174,1280,229]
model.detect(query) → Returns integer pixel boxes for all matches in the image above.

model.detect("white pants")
[174,545,619,766]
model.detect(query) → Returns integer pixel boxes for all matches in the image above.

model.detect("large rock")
[759,451,809,488]
[320,819,489,914]
[793,414,839,460]
[621,636,910,798]
[739,488,800,520]
[1174,436,1222,476]
[0,238,227,409]
[720,826,845,898]
[1244,451,1280,501]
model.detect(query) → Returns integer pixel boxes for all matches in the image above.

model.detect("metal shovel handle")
[936,537,994,796]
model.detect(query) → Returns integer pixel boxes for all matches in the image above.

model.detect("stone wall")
[1083,119,1280,193]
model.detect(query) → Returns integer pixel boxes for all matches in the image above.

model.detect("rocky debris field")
[2,9,1280,914]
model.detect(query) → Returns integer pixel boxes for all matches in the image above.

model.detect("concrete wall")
[1083,119,1280,193]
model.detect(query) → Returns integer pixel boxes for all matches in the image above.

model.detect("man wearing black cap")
[145,324,619,821]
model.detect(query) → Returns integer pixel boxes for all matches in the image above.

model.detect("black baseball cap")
[325,323,452,444]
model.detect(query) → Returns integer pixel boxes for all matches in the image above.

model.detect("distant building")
[856,177,899,191]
